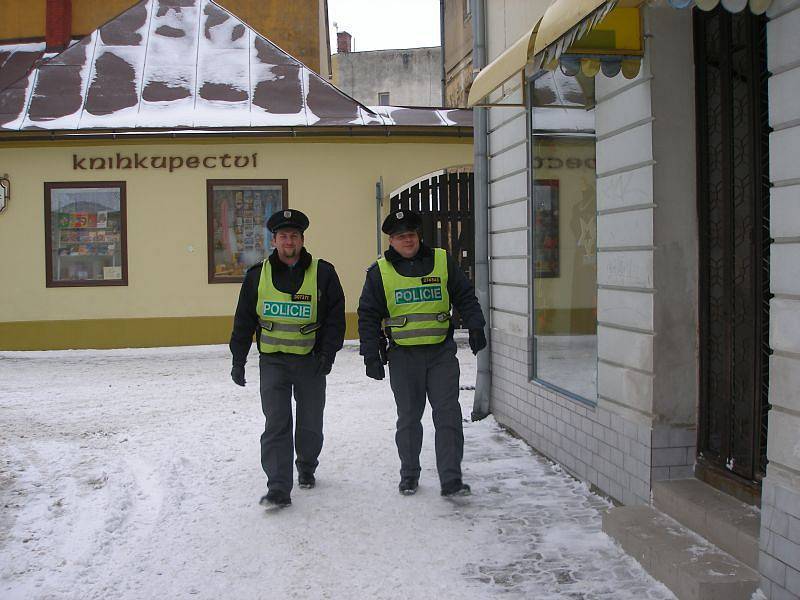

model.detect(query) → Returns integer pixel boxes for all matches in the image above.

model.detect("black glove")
[315,353,333,377]
[365,358,385,381]
[469,328,487,355]
[231,364,246,387]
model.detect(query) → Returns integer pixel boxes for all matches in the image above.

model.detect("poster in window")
[533,179,559,278]
[209,181,287,283]
[46,183,126,286]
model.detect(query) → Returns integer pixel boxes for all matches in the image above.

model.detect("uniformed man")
[230,209,345,509]
[358,208,487,497]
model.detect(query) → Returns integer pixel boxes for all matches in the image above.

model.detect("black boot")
[398,477,419,495]
[440,479,471,497]
[298,471,316,489]
[259,490,291,508]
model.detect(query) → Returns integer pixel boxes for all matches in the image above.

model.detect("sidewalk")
[0,342,674,599]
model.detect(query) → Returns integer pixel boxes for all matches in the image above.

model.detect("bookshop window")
[531,135,597,401]
[45,182,127,287]
[207,180,287,283]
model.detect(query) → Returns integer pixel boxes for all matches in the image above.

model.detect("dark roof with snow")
[0,0,471,135]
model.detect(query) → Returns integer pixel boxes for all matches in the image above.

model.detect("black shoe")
[259,490,291,508]
[398,477,419,495]
[440,480,471,497]
[298,471,316,489]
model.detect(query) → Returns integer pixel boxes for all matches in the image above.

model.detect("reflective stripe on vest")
[256,258,318,355]
[377,248,451,346]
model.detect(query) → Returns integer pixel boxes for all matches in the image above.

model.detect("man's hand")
[315,353,333,377]
[365,357,386,381]
[469,328,487,355]
[231,364,246,386]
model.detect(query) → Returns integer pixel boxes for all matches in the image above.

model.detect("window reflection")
[530,73,597,401]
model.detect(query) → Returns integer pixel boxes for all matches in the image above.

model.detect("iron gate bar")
[389,172,476,297]
[695,6,770,487]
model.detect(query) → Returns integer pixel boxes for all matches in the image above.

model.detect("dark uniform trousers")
[259,353,326,494]
[388,343,463,485]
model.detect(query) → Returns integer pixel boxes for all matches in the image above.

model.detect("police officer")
[358,209,487,497]
[230,209,345,508]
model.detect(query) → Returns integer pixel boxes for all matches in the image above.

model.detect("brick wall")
[761,1,800,598]
[759,481,800,599]
[490,329,653,506]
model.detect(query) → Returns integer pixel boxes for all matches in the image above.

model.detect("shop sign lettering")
[262,301,311,319]
[72,152,258,173]
[394,286,443,305]
[532,156,596,170]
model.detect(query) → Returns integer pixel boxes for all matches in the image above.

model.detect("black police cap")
[267,209,309,233]
[382,209,422,235]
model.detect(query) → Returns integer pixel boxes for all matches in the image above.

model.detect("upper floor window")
[378,92,391,106]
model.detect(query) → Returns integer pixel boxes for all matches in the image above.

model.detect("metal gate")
[390,171,475,284]
[695,8,770,493]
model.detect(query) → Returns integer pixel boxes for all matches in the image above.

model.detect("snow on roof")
[0,0,471,133]
[0,42,46,114]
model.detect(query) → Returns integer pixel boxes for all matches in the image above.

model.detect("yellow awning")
[467,22,542,107]
[467,0,647,107]
[532,0,609,58]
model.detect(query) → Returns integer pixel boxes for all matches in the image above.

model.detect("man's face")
[389,230,420,259]
[273,228,304,264]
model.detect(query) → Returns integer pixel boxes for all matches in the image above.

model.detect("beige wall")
[486,0,553,64]
[443,0,473,108]
[332,47,442,107]
[0,136,471,347]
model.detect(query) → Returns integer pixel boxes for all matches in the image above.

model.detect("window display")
[207,180,287,283]
[531,134,597,402]
[45,183,127,287]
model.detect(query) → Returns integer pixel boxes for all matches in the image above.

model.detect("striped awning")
[532,0,620,71]
[467,0,638,106]
[467,0,774,107]
[668,0,772,13]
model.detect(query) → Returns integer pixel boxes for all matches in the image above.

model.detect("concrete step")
[653,478,760,570]
[603,506,760,600]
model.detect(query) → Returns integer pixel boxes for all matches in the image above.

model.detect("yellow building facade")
[0,136,471,349]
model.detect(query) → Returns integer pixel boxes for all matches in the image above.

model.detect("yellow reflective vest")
[378,248,451,346]
[256,258,319,354]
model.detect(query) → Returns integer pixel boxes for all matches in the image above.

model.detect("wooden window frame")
[44,181,128,288]
[206,179,288,284]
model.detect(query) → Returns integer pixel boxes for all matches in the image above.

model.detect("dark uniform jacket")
[230,247,346,366]
[357,243,485,361]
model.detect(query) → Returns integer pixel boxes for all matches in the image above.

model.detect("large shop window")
[207,180,287,283]
[529,73,598,402]
[45,182,127,287]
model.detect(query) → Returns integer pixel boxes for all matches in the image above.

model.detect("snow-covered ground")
[0,341,674,600]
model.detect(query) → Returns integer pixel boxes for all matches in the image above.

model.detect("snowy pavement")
[0,342,674,600]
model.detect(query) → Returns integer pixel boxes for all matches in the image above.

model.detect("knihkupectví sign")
[262,301,312,320]
[72,152,259,173]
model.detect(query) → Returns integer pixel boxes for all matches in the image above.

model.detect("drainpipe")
[470,0,491,421]
[440,0,447,105]
[375,177,384,258]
